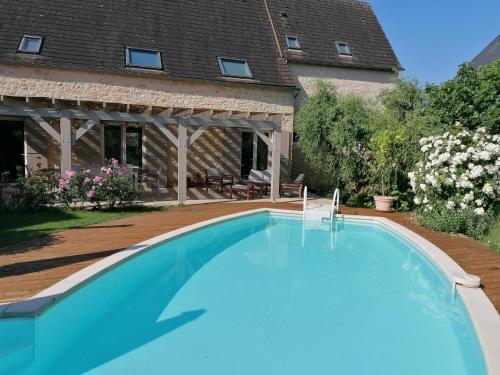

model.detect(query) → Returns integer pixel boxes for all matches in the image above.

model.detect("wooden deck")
[0,203,499,313]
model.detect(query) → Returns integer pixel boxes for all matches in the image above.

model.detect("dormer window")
[218,57,253,78]
[126,48,162,69]
[285,36,301,50]
[18,35,43,54]
[336,42,351,56]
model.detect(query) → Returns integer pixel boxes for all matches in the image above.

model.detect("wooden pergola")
[0,95,283,201]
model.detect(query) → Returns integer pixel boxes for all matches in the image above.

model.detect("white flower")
[414,197,421,205]
[478,151,491,161]
[475,199,483,207]
[437,152,451,164]
[419,137,429,146]
[460,202,468,209]
[474,207,485,216]
[423,196,429,204]
[463,192,474,203]
[446,200,455,209]
[483,184,494,196]
[470,165,484,179]
[419,183,427,191]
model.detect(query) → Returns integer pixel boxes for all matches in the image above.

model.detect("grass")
[0,205,177,248]
[483,215,500,253]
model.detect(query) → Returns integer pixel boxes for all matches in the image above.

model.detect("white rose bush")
[408,125,499,238]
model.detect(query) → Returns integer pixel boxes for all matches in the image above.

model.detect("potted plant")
[370,127,405,212]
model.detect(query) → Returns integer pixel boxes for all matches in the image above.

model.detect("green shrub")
[426,61,500,133]
[295,83,373,200]
[14,171,58,211]
[417,205,495,240]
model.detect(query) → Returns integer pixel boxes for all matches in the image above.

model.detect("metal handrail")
[303,186,308,216]
[330,188,340,220]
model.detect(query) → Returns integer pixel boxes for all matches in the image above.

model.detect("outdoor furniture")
[139,166,163,192]
[280,173,305,197]
[205,168,233,193]
[248,168,272,197]
[230,184,255,200]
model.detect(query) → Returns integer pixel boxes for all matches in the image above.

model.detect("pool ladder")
[302,186,340,224]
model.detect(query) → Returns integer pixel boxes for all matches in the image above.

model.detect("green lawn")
[0,206,174,248]
[483,215,500,254]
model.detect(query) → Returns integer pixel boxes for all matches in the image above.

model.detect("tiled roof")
[471,35,500,68]
[0,0,400,87]
[267,0,401,71]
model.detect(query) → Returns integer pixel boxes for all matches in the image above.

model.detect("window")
[104,124,143,167]
[126,48,162,69]
[18,35,43,54]
[218,57,253,78]
[336,42,351,56]
[285,36,301,50]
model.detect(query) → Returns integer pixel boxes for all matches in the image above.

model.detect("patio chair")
[205,168,233,193]
[139,166,163,192]
[280,173,305,198]
[248,169,272,197]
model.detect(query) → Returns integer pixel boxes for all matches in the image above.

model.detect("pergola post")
[60,112,73,176]
[270,128,282,201]
[177,118,188,202]
[252,132,258,169]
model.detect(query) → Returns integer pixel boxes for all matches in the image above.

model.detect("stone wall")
[0,64,295,184]
[289,63,397,108]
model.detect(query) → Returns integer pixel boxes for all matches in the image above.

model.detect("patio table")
[229,184,255,200]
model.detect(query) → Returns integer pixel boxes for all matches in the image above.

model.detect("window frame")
[217,57,253,79]
[125,47,163,70]
[17,35,43,54]
[285,35,301,50]
[335,42,352,56]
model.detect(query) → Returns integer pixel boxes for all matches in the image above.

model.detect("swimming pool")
[0,211,494,374]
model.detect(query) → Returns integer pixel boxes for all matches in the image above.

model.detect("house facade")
[0,0,400,200]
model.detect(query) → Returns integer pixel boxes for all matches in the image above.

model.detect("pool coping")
[1,208,499,374]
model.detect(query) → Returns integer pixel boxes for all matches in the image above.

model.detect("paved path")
[1,203,499,312]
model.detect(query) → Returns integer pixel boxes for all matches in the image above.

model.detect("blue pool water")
[0,213,486,374]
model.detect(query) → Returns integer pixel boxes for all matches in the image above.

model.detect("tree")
[425,61,500,133]
[295,83,373,197]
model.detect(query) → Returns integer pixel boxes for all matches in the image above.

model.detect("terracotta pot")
[374,196,395,212]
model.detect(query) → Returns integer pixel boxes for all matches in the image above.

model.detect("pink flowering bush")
[58,159,138,209]
[59,170,93,208]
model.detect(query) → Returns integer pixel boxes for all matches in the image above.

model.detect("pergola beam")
[150,119,178,146]
[28,113,61,143]
[74,120,97,142]
[188,124,209,147]
[0,103,276,130]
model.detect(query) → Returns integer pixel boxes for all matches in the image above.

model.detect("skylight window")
[18,35,43,54]
[126,48,162,69]
[336,42,351,56]
[218,57,253,78]
[285,36,301,50]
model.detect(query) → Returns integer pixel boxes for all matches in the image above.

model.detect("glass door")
[0,121,25,181]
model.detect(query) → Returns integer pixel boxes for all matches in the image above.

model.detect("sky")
[368,0,500,84]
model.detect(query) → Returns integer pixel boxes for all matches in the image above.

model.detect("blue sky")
[368,0,499,84]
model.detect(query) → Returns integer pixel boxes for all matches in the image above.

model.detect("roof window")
[218,57,253,78]
[336,42,351,56]
[285,36,301,50]
[18,35,43,54]
[126,48,162,69]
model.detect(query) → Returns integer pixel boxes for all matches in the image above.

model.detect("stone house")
[0,0,400,200]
